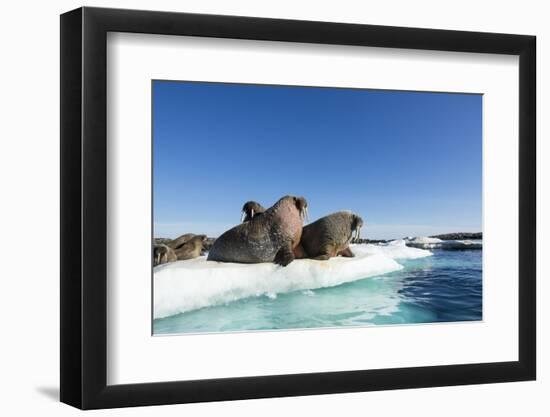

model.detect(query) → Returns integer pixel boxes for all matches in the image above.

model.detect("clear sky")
[153,80,482,239]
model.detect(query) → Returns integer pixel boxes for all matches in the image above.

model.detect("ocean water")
[153,244,482,335]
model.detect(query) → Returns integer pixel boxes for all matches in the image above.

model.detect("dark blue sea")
[154,246,482,334]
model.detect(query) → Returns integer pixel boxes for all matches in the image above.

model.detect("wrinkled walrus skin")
[299,211,364,260]
[208,195,307,266]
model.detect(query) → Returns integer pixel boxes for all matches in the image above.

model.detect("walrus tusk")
[251,209,254,218]
[302,206,309,223]
[240,211,246,222]
[357,227,361,240]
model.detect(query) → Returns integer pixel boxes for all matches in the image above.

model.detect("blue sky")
[153,81,482,239]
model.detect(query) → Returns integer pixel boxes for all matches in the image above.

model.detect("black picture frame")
[60,6,536,410]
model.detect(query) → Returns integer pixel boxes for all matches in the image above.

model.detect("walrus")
[154,235,207,265]
[299,211,364,260]
[167,233,197,249]
[174,234,206,260]
[240,201,266,222]
[153,244,177,266]
[208,195,308,266]
[239,200,307,258]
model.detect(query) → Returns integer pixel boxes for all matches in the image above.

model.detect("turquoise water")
[153,249,482,334]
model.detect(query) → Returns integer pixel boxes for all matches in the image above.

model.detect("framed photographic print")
[60,6,536,409]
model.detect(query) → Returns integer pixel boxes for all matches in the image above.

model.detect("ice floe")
[153,242,432,319]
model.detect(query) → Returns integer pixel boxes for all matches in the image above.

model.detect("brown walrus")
[239,200,306,258]
[240,201,266,222]
[208,195,308,266]
[153,244,177,266]
[299,211,364,260]
[167,233,197,249]
[154,234,207,266]
[174,234,207,260]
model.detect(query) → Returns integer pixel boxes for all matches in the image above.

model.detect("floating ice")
[353,240,434,260]
[440,240,482,250]
[405,236,444,249]
[405,237,482,250]
[153,242,432,319]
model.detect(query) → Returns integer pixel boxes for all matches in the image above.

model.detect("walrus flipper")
[293,243,307,259]
[338,246,355,258]
[274,242,295,267]
[311,241,336,260]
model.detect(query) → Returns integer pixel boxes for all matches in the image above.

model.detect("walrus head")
[351,214,364,240]
[263,195,308,222]
[292,196,309,222]
[178,234,207,250]
[192,234,207,250]
[273,195,308,219]
[241,201,266,222]
[153,244,176,266]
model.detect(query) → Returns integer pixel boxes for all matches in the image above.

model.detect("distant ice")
[353,239,434,260]
[405,236,482,250]
[153,242,432,319]
[405,236,444,249]
[441,240,482,249]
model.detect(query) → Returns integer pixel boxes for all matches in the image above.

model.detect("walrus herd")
[154,195,364,267]
[153,234,207,266]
